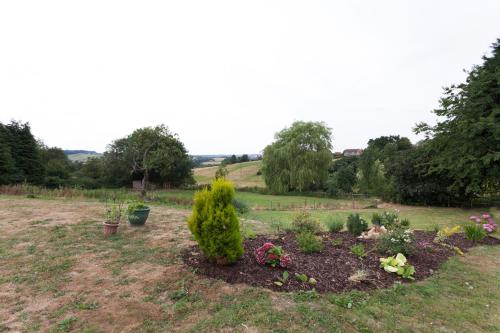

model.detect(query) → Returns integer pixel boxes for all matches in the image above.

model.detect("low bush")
[232,199,250,215]
[187,178,244,264]
[292,211,322,234]
[346,213,368,236]
[371,211,409,230]
[324,216,344,233]
[377,228,415,256]
[296,232,324,253]
[464,223,486,243]
[350,244,366,259]
[254,242,291,268]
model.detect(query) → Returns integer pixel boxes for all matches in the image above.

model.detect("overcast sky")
[1,1,499,155]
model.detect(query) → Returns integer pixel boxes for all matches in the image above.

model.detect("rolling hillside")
[193,160,264,187]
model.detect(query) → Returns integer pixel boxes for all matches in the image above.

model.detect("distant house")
[343,149,363,157]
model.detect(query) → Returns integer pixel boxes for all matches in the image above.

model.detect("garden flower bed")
[183,231,500,293]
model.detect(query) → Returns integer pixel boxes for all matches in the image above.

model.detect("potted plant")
[127,201,150,225]
[104,203,123,235]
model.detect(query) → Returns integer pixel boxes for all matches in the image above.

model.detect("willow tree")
[262,121,333,192]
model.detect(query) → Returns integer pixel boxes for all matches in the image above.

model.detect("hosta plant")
[379,253,415,280]
[254,242,291,268]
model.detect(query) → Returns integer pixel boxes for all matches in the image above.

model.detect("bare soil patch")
[183,231,500,293]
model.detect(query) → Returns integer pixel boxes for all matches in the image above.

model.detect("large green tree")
[39,145,73,188]
[0,124,16,185]
[3,121,44,184]
[262,121,333,192]
[415,39,500,198]
[106,125,193,194]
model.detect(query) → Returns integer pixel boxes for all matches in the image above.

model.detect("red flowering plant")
[254,242,291,268]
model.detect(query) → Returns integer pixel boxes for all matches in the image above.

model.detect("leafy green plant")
[127,201,148,215]
[346,213,368,236]
[232,199,249,215]
[294,273,317,285]
[105,203,123,224]
[331,238,343,247]
[324,216,344,232]
[463,223,486,243]
[350,244,366,259]
[379,253,415,280]
[292,211,322,234]
[377,228,415,256]
[187,178,244,264]
[296,232,324,253]
[274,271,289,287]
[241,225,257,240]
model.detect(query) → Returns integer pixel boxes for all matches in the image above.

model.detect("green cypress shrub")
[187,178,244,264]
[346,213,368,236]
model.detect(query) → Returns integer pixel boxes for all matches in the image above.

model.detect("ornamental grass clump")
[187,178,243,265]
[464,223,487,243]
[324,216,344,233]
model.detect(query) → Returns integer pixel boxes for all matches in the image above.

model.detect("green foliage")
[0,121,44,185]
[331,238,343,247]
[106,203,124,224]
[463,223,487,243]
[274,271,289,287]
[324,216,344,232]
[262,121,333,192]
[350,244,366,258]
[377,228,415,256]
[106,124,193,192]
[187,179,244,264]
[296,232,324,253]
[127,201,148,214]
[346,213,368,236]
[215,165,228,179]
[232,199,249,215]
[326,156,358,195]
[414,39,500,199]
[379,253,415,280]
[292,211,322,234]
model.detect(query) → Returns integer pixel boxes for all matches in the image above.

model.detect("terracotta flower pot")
[103,222,119,236]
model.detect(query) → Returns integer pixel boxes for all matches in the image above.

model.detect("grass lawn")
[193,161,264,187]
[0,196,499,332]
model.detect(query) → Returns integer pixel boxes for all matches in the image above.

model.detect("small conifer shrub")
[187,178,244,264]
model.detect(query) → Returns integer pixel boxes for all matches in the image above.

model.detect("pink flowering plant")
[254,242,291,268]
[469,213,497,233]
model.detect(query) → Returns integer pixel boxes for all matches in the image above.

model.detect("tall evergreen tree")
[415,39,500,198]
[0,123,16,184]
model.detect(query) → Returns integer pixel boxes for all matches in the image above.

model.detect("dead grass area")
[0,197,499,333]
[0,198,240,332]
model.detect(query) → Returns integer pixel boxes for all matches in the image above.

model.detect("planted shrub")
[324,216,344,233]
[296,232,324,253]
[254,242,291,268]
[292,211,322,234]
[346,213,368,236]
[350,244,366,259]
[377,228,415,256]
[464,223,486,243]
[187,179,244,264]
[233,199,249,215]
[371,211,406,230]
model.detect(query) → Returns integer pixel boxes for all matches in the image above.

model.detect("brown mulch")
[183,231,500,293]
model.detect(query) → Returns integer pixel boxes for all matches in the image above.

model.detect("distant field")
[193,160,264,187]
[66,153,102,162]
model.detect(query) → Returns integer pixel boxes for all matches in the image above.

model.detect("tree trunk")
[141,169,149,198]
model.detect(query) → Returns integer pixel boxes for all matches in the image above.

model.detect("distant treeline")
[260,39,500,206]
[0,123,194,190]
